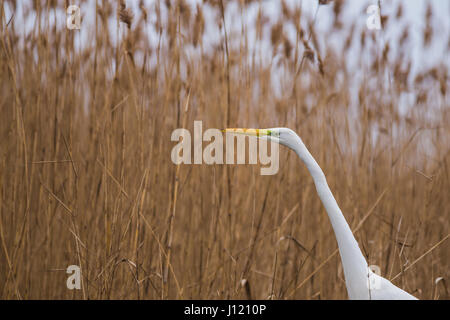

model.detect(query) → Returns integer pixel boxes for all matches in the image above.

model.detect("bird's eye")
[270,130,279,137]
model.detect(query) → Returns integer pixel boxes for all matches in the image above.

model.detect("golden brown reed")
[0,1,448,300]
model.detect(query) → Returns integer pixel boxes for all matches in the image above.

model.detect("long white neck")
[292,135,370,299]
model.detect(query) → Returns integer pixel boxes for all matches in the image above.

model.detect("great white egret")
[224,127,418,300]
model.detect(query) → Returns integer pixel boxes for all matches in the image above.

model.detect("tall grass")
[0,0,448,299]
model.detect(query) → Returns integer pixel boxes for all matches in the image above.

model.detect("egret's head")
[223,127,299,150]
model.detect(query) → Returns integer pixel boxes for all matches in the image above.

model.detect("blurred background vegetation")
[0,0,448,299]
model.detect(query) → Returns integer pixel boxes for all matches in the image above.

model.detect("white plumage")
[225,127,417,300]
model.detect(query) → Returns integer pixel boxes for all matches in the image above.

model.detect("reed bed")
[0,0,448,299]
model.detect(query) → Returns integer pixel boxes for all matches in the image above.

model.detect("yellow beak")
[223,128,272,137]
